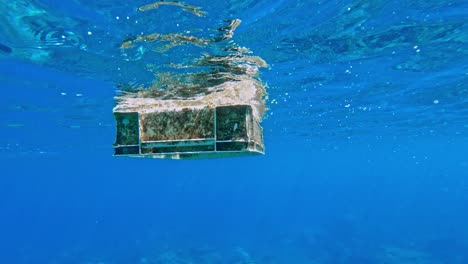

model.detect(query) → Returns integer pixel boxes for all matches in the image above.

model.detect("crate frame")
[113,104,264,159]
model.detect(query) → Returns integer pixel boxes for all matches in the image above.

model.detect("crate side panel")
[140,108,214,141]
[216,105,249,141]
[114,112,140,146]
[245,106,264,147]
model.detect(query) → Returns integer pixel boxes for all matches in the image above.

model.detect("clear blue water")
[1,0,467,263]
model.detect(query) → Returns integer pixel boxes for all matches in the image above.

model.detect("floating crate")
[113,105,264,159]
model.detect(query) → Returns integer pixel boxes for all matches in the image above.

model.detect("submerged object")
[112,14,267,159]
[137,1,207,17]
[113,79,266,159]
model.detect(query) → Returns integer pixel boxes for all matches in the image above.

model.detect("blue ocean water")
[1,0,467,263]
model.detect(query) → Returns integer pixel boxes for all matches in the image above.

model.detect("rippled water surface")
[0,1,467,263]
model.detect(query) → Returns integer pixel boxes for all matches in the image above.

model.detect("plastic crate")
[113,104,264,159]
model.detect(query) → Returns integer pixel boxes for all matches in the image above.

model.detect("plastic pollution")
[112,79,265,159]
[112,17,267,159]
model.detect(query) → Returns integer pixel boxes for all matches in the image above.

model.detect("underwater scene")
[0,0,467,263]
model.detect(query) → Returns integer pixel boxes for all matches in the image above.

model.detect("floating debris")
[114,4,267,159]
[137,1,207,17]
[113,61,267,159]
[155,33,210,52]
[119,19,242,52]
[120,33,161,49]
[120,32,207,51]
[216,19,242,41]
